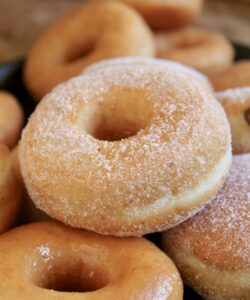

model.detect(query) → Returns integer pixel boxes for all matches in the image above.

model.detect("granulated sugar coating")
[84,57,214,94]
[19,58,231,236]
[162,154,250,299]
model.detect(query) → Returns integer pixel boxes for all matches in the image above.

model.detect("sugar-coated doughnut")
[216,87,250,154]
[19,58,232,237]
[101,0,203,29]
[211,60,250,91]
[162,154,250,300]
[155,26,234,76]
[0,91,23,148]
[0,221,183,299]
[24,1,155,100]
[0,144,22,233]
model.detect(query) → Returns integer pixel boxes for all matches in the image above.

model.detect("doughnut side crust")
[20,59,231,236]
[216,87,250,154]
[24,1,155,100]
[0,221,183,299]
[0,144,23,233]
[155,27,234,76]
[0,91,23,149]
[162,154,250,299]
[109,0,203,29]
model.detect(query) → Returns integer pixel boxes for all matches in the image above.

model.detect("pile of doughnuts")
[0,0,249,299]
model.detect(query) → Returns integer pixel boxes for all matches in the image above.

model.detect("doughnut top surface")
[19,58,231,236]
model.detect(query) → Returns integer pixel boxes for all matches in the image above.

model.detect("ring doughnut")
[0,91,23,149]
[155,26,234,76]
[24,1,155,100]
[162,154,250,300]
[0,221,183,299]
[19,57,232,237]
[100,0,204,29]
[216,87,250,154]
[0,144,22,233]
[211,60,250,91]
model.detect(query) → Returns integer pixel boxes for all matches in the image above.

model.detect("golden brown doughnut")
[100,0,204,29]
[155,26,234,76]
[0,221,183,299]
[0,144,22,233]
[0,91,23,148]
[211,60,250,91]
[19,57,231,237]
[216,87,250,154]
[162,154,250,300]
[24,1,155,100]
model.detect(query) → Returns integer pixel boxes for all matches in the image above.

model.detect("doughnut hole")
[80,89,153,141]
[65,39,96,64]
[29,256,109,293]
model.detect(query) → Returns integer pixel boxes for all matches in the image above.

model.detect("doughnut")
[24,1,155,100]
[162,154,250,300]
[0,221,183,299]
[99,0,204,29]
[216,87,250,154]
[0,144,22,233]
[0,91,23,149]
[155,26,234,76]
[19,57,232,237]
[211,60,250,91]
